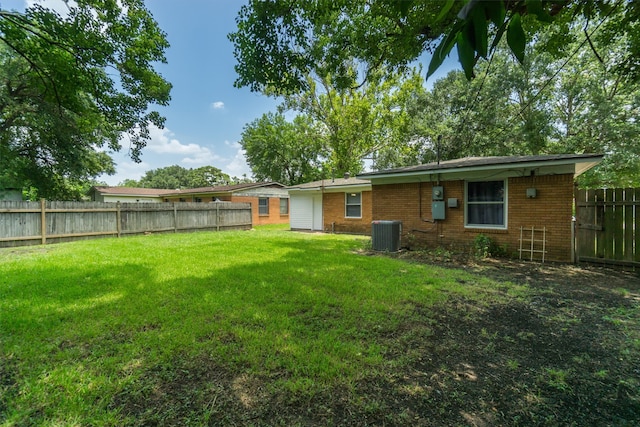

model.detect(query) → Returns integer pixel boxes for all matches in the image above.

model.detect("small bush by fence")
[0,200,252,248]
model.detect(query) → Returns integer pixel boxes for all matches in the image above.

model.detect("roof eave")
[359,155,604,181]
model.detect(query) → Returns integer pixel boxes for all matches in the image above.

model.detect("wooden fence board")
[603,189,614,259]
[613,188,624,260]
[624,188,635,262]
[576,186,640,268]
[595,189,605,258]
[636,188,640,263]
[0,200,252,248]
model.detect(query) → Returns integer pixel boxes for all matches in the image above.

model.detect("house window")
[280,198,289,215]
[465,180,507,228]
[345,192,362,218]
[258,198,269,215]
[195,197,202,203]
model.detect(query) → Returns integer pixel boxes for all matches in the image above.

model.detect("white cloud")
[145,125,224,166]
[222,141,253,178]
[210,101,225,110]
[146,125,205,154]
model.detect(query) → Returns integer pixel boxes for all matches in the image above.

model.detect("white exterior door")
[290,193,323,231]
[311,194,323,231]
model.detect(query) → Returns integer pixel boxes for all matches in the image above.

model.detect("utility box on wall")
[432,201,445,220]
[371,220,402,252]
[432,186,444,201]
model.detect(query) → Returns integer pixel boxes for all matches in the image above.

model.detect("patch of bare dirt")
[111,254,640,426]
[376,252,640,426]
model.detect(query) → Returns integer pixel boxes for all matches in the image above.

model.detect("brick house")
[288,177,372,234]
[90,182,290,226]
[88,187,179,203]
[162,183,289,226]
[357,154,603,262]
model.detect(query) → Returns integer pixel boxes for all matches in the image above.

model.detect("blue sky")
[5,0,460,186]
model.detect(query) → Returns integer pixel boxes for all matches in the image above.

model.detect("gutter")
[358,155,604,181]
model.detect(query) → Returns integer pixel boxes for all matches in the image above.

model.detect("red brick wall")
[372,174,574,261]
[232,196,289,226]
[323,191,372,235]
[161,195,289,226]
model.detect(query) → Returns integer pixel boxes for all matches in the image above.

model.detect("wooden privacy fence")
[575,188,640,267]
[0,200,252,248]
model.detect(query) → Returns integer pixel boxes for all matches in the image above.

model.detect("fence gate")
[575,188,640,267]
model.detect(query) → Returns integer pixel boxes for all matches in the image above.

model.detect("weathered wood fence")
[0,200,252,248]
[575,188,639,267]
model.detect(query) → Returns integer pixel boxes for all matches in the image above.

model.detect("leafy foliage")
[230,0,640,93]
[376,26,640,187]
[128,165,234,189]
[0,0,172,199]
[229,0,456,94]
[240,113,325,186]
[240,68,422,182]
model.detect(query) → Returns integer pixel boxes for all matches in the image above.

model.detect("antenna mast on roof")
[436,135,442,165]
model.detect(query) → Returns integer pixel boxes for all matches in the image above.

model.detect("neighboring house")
[88,187,178,203]
[288,176,372,234]
[90,182,290,226]
[357,154,603,262]
[162,182,289,226]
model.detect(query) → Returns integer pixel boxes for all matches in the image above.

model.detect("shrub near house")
[358,154,603,262]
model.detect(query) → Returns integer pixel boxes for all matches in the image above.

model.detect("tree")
[377,30,640,187]
[241,68,422,182]
[229,0,455,94]
[240,112,325,186]
[0,1,171,199]
[186,166,232,188]
[230,1,640,93]
[134,165,232,189]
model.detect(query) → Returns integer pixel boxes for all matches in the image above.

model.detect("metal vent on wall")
[371,220,402,252]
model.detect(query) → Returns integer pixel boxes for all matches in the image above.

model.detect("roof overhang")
[288,183,371,194]
[358,154,604,185]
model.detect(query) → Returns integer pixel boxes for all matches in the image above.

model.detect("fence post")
[40,198,46,245]
[173,203,178,233]
[216,202,220,232]
[116,202,122,237]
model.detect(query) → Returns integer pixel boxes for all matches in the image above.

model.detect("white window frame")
[464,179,508,229]
[279,198,289,215]
[258,197,269,215]
[345,192,362,218]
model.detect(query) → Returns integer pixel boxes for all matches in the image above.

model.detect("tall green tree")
[240,113,325,186]
[186,166,232,188]
[377,28,640,187]
[240,68,423,182]
[136,165,232,189]
[283,68,423,177]
[229,0,455,94]
[0,0,172,199]
[230,1,639,94]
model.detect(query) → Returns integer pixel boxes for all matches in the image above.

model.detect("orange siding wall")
[323,191,372,235]
[232,196,289,226]
[163,195,289,226]
[372,174,574,261]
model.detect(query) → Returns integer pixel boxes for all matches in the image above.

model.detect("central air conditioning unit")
[371,220,402,252]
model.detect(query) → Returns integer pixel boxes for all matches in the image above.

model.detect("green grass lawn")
[1,228,637,426]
